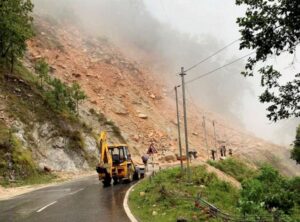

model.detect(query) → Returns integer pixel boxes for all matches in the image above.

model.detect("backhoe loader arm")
[96,131,113,184]
[98,131,112,166]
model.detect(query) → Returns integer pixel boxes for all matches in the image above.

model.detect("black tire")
[102,175,111,187]
[113,177,119,185]
[133,170,140,181]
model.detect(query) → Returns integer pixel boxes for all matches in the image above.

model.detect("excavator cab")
[109,145,129,164]
[96,131,144,186]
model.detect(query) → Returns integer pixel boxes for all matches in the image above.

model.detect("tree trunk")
[10,54,14,74]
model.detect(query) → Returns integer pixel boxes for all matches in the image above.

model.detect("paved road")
[0,176,130,222]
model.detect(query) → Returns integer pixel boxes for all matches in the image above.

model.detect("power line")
[165,51,255,96]
[184,38,240,73]
[185,51,255,85]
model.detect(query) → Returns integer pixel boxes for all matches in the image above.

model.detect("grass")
[207,158,256,182]
[129,165,300,222]
[129,166,240,222]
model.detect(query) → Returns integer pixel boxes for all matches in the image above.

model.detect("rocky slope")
[22,15,300,177]
[0,58,125,184]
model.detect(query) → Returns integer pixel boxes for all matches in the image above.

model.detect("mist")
[32,0,300,146]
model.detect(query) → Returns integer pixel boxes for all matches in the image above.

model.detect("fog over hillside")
[32,0,300,146]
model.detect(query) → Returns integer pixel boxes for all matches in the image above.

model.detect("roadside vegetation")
[129,163,300,221]
[0,58,90,186]
[129,166,240,222]
[207,158,256,182]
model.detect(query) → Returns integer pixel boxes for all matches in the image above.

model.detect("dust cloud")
[32,0,299,146]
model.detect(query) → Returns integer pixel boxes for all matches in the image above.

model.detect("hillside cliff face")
[22,15,299,176]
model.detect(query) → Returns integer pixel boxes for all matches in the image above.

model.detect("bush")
[240,165,296,216]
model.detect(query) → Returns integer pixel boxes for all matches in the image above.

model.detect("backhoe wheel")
[102,175,111,187]
[133,170,140,181]
[113,177,119,185]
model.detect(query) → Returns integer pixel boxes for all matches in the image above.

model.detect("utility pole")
[180,67,190,181]
[202,116,209,160]
[175,85,183,171]
[212,120,218,160]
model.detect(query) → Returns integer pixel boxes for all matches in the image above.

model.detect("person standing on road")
[141,154,149,172]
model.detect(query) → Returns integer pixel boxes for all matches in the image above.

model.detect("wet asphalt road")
[0,175,130,222]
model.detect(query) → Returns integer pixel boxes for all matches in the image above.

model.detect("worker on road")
[211,149,216,160]
[141,154,149,172]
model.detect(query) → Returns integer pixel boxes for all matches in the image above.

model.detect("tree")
[291,125,300,164]
[34,58,49,88]
[0,0,34,73]
[45,78,68,111]
[236,0,300,122]
[44,78,87,114]
[70,82,87,113]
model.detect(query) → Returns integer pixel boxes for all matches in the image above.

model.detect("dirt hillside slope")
[26,16,300,176]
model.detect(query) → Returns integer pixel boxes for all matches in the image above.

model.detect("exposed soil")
[24,16,300,177]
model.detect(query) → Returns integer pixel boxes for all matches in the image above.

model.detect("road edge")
[123,180,141,222]
[0,172,96,201]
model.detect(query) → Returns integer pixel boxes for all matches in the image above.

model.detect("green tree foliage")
[0,0,34,72]
[33,59,87,113]
[34,58,49,88]
[70,82,87,113]
[45,78,70,111]
[289,177,300,205]
[291,125,300,164]
[236,0,300,122]
[239,165,296,217]
[45,77,86,113]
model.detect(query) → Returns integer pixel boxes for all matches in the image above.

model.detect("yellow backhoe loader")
[96,131,144,186]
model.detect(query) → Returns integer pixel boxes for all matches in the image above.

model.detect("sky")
[144,0,300,145]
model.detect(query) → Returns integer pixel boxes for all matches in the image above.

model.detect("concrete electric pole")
[213,120,218,160]
[180,67,190,181]
[175,85,183,171]
[202,116,209,160]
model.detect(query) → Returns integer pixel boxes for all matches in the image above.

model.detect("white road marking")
[36,201,57,213]
[68,188,84,196]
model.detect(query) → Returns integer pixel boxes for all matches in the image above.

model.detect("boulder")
[91,100,97,105]
[163,152,177,162]
[72,73,81,78]
[113,107,128,115]
[138,113,148,119]
[132,135,139,142]
[52,137,65,149]
[39,122,53,138]
[43,166,52,173]
[150,94,156,99]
